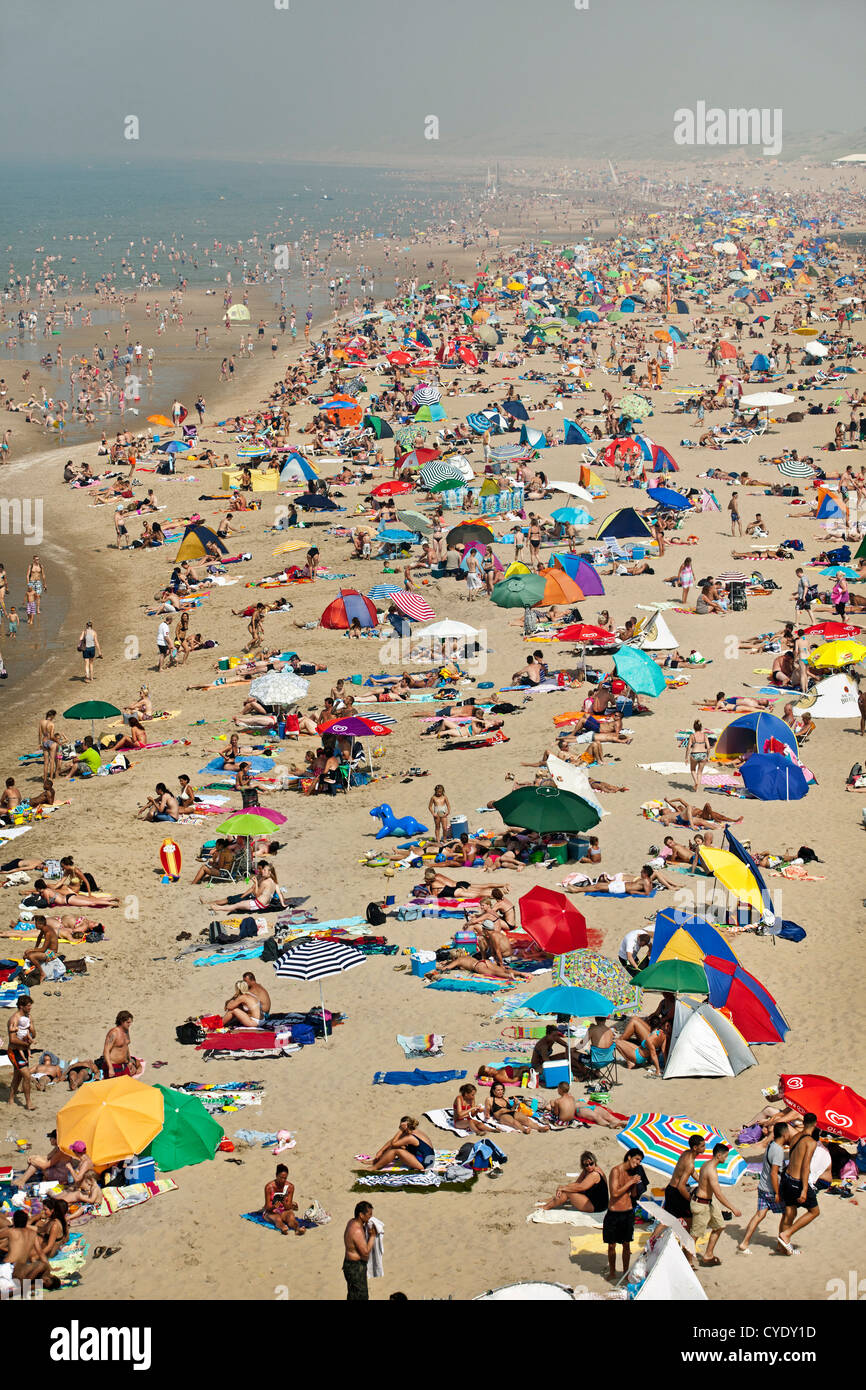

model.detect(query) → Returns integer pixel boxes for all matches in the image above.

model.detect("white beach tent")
[546,753,606,818]
[633,609,678,651]
[632,1228,707,1301]
[794,674,860,719]
[663,998,756,1080]
[474,1281,578,1301]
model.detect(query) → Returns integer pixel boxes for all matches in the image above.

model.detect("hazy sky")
[6,0,864,162]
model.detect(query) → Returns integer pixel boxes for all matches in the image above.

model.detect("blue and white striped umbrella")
[413,382,441,407]
[273,938,365,1039]
[367,583,403,603]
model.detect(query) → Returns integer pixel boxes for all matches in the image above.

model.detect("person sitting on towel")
[221,982,267,1029]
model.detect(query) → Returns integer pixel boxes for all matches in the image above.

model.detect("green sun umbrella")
[396,510,432,535]
[427,474,467,494]
[142,1086,224,1171]
[217,810,287,874]
[490,574,546,608]
[63,700,122,741]
[635,958,709,994]
[492,784,600,834]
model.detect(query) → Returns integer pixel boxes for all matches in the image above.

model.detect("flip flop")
[700,1257,722,1266]
[92,1246,106,1259]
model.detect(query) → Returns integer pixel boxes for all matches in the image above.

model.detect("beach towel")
[424,1107,511,1135]
[194,946,264,967]
[199,1029,277,1050]
[396,1033,445,1058]
[93,1177,178,1217]
[372,1068,466,1086]
[527,1208,605,1227]
[241,1211,317,1232]
[569,1230,650,1259]
[425,978,505,994]
[50,1233,90,1286]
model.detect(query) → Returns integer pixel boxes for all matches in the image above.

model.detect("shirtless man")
[777,1112,821,1255]
[0,1210,58,1291]
[262,1164,305,1235]
[342,1201,376,1300]
[663,1133,705,1256]
[240,972,270,1016]
[102,1011,141,1078]
[221,985,265,1028]
[691,1143,742,1267]
[604,1150,646,1282]
[7,996,35,1109]
[22,916,59,975]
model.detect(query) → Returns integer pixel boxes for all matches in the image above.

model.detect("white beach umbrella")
[738,392,795,409]
[803,340,828,357]
[415,619,480,639]
[248,672,309,708]
[548,480,594,503]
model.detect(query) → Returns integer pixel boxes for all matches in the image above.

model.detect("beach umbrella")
[296,494,339,512]
[646,487,691,511]
[551,507,592,526]
[527,984,615,1017]
[804,340,828,357]
[553,949,642,1012]
[160,440,196,455]
[702,957,788,1045]
[635,958,709,994]
[819,564,859,580]
[395,424,428,450]
[519,887,588,956]
[740,752,809,801]
[273,939,365,1040]
[446,522,495,548]
[142,1086,224,1171]
[396,510,432,535]
[698,847,766,915]
[226,304,251,321]
[415,403,446,422]
[366,583,403,604]
[776,458,816,479]
[371,481,412,498]
[490,574,546,609]
[547,481,594,503]
[412,383,441,407]
[493,784,600,834]
[218,811,287,837]
[63,700,122,741]
[248,672,309,708]
[810,639,866,669]
[804,622,862,639]
[390,591,435,621]
[779,1074,866,1139]
[57,1077,164,1170]
[613,646,667,697]
[556,623,618,645]
[319,716,391,739]
[618,392,651,419]
[421,466,466,493]
[320,590,378,630]
[551,556,605,596]
[616,1114,745,1185]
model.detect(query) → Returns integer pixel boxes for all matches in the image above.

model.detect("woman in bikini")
[111,716,147,751]
[363,1116,437,1172]
[32,879,121,909]
[428,784,451,845]
[485,1081,550,1134]
[685,719,711,792]
[452,1083,495,1135]
[7,996,36,1110]
[204,860,285,912]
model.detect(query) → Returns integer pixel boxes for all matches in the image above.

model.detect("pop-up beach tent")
[633,609,678,650]
[632,1228,707,1301]
[713,710,798,762]
[662,998,756,1079]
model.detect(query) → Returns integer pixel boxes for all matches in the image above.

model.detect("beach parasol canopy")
[320,589,378,630]
[390,591,435,621]
[446,522,495,547]
[636,958,709,994]
[551,507,592,527]
[57,1077,164,1170]
[63,700,122,741]
[490,573,546,609]
[617,1114,745,1185]
[493,784,600,834]
[372,480,412,498]
[320,717,391,739]
[527,984,615,1018]
[396,510,432,536]
[553,949,642,1012]
[518,887,588,955]
[810,639,866,669]
[740,752,809,801]
[613,646,667,697]
[779,1074,866,1139]
[698,846,766,914]
[702,957,788,1045]
[141,1086,224,1171]
[248,672,309,708]
[557,623,618,646]
[217,811,287,837]
[804,622,862,640]
[415,619,479,640]
[273,938,365,1039]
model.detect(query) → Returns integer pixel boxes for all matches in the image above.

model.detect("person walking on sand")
[7,995,36,1110]
[690,1143,741,1266]
[343,1201,376,1300]
[603,1148,647,1282]
[777,1112,821,1256]
[26,555,46,616]
[737,1121,790,1254]
[78,619,101,682]
[685,719,711,792]
[428,784,451,845]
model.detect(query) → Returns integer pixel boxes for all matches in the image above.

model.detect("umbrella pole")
[320,979,329,1042]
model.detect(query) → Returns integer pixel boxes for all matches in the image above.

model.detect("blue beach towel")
[372,1069,467,1086]
[425,979,505,994]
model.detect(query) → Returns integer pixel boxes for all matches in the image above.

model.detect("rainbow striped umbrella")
[617,1113,745,1186]
[553,950,642,1012]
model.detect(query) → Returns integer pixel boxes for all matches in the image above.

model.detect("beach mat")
[425,978,506,993]
[241,1211,317,1232]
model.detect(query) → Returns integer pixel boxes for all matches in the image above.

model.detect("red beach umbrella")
[518,887,588,956]
[779,1074,866,1139]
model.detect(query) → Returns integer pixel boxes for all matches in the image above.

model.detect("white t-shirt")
[157,621,170,649]
[618,928,650,964]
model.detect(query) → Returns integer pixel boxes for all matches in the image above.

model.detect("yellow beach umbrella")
[810,639,866,670]
[698,847,765,914]
[503,561,532,578]
[793,326,820,337]
[57,1077,164,1170]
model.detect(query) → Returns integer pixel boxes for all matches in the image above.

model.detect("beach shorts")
[9,1047,30,1073]
[33,581,42,595]
[779,1171,818,1211]
[82,647,95,660]
[602,1208,635,1246]
[690,1198,723,1241]
[342,1258,368,1301]
[757,1189,784,1213]
[663,1183,692,1221]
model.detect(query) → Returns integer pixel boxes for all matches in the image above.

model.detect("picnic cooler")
[410,951,437,978]
[542,1060,571,1088]
[546,839,568,865]
[449,814,469,839]
[124,1156,156,1183]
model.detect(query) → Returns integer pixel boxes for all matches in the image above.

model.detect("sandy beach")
[1,158,866,1307]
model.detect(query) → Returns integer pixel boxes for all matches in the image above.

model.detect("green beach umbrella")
[396,510,432,535]
[492,784,600,834]
[142,1086,224,1171]
[490,574,546,608]
[606,310,626,323]
[635,958,709,994]
[217,810,287,874]
[63,700,122,741]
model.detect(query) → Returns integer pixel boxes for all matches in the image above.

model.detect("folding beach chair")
[580,1043,619,1089]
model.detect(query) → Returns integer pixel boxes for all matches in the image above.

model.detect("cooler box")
[546,840,568,865]
[450,814,469,838]
[631,545,646,561]
[410,952,437,978]
[124,1157,156,1183]
[542,1060,571,1089]
[453,930,478,948]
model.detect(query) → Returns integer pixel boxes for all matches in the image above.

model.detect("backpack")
[260,936,280,962]
[366,901,387,927]
[291,1022,316,1047]
[847,764,863,785]
[176,1021,206,1045]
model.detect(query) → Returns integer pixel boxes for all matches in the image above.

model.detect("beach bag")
[76,637,86,653]
[41,957,66,982]
[303,1200,331,1226]
[291,1023,315,1047]
[365,901,387,927]
[777,921,806,943]
[176,1020,205,1046]
[260,936,280,962]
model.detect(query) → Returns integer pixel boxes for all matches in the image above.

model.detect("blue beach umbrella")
[646,487,692,511]
[613,646,667,697]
